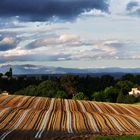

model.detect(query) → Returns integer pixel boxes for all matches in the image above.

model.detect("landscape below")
[0,95,140,140]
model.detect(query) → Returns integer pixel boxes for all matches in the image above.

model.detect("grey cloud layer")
[126,1,140,16]
[1,35,140,64]
[0,0,109,21]
[127,1,139,11]
[26,33,81,49]
[0,36,18,51]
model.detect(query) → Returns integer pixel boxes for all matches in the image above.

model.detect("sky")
[0,0,140,68]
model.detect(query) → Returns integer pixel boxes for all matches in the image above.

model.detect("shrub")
[55,91,68,99]
[73,92,88,100]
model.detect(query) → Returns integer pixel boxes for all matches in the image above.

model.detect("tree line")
[0,73,140,104]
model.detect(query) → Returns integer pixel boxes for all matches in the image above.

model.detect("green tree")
[135,75,140,85]
[135,96,140,103]
[116,92,125,103]
[60,75,77,97]
[73,92,88,100]
[103,86,119,102]
[37,80,59,97]
[0,73,3,78]
[122,74,135,83]
[55,90,68,99]
[116,80,133,95]
[5,68,13,78]
[100,75,115,90]
[9,68,13,77]
[24,85,38,96]
[92,91,105,102]
[15,85,37,96]
[124,95,136,104]
[5,71,11,77]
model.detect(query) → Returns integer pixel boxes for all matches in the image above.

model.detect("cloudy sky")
[0,0,140,68]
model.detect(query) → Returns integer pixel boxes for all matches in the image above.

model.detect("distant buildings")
[129,88,140,98]
[1,75,8,79]
[1,91,9,95]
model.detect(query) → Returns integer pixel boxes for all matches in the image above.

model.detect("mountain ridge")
[0,64,140,75]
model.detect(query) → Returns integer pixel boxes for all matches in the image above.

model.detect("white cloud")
[26,33,81,49]
[126,1,140,16]
[1,48,31,57]
[59,33,80,43]
[81,9,108,17]
[110,0,131,15]
[1,37,140,63]
[0,37,15,45]
[0,36,18,51]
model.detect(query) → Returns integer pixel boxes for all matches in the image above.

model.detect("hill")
[0,95,140,140]
[1,64,140,75]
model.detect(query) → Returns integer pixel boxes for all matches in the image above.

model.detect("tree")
[55,91,68,99]
[25,85,38,96]
[15,80,61,97]
[5,71,10,77]
[116,80,133,95]
[92,91,105,102]
[5,68,13,78]
[77,76,100,99]
[116,92,125,103]
[15,85,37,96]
[122,74,135,83]
[73,92,88,100]
[103,86,119,102]
[124,95,136,104]
[135,75,140,85]
[37,80,60,97]
[0,73,3,78]
[100,75,115,90]
[60,75,77,98]
[135,96,140,103]
[9,68,13,77]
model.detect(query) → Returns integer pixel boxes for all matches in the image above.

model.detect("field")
[135,103,140,106]
[0,95,140,140]
[90,135,140,140]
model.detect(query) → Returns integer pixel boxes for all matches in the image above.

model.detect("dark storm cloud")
[0,0,109,21]
[126,1,140,17]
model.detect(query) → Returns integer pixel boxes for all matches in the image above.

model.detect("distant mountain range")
[0,64,140,75]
